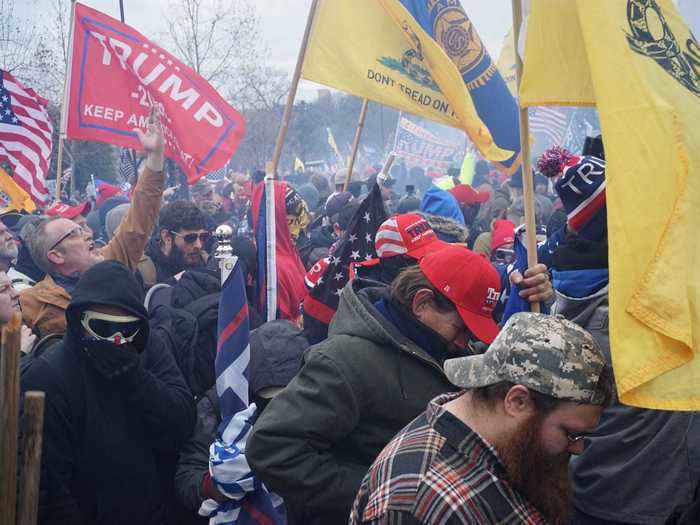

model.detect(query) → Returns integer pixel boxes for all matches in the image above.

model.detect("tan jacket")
[20,166,165,338]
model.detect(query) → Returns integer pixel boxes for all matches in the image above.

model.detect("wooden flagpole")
[55,0,78,202]
[270,0,319,177]
[0,313,22,525]
[343,98,369,192]
[511,0,540,313]
[17,392,45,525]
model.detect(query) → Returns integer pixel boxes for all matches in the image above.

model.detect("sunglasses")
[49,226,84,252]
[81,310,143,345]
[493,248,515,263]
[170,230,211,244]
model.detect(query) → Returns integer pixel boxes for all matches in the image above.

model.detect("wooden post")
[17,392,45,525]
[0,312,22,525]
[270,0,319,177]
[343,99,369,192]
[56,0,78,202]
[511,0,540,313]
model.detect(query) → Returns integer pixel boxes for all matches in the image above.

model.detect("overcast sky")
[23,0,515,98]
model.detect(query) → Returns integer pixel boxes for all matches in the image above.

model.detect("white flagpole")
[264,163,277,322]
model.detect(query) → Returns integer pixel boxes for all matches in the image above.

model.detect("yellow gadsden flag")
[0,168,36,213]
[522,0,700,409]
[302,0,512,163]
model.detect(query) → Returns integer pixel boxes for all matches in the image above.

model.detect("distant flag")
[294,157,305,172]
[496,29,518,97]
[61,167,72,185]
[303,183,388,341]
[0,70,52,204]
[529,107,569,147]
[206,165,228,183]
[118,148,137,183]
[326,128,344,166]
[94,178,125,207]
[201,261,285,525]
[0,167,36,213]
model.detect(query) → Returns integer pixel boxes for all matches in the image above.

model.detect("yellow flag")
[524,0,700,409]
[294,157,305,172]
[0,168,36,213]
[326,128,344,165]
[496,30,518,97]
[459,150,476,185]
[303,0,512,162]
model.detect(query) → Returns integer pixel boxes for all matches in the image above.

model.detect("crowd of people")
[2,109,698,525]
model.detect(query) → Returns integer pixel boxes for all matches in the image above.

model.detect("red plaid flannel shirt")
[349,393,548,524]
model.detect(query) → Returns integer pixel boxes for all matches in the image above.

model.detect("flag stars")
[365,233,372,243]
[331,256,341,265]
[363,212,371,222]
[334,272,343,281]
[364,254,373,261]
[2,96,7,101]
[11,117,18,123]
[350,250,360,260]
[334,288,343,296]
[349,233,357,243]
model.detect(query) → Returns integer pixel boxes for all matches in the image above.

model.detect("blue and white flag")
[200,261,285,525]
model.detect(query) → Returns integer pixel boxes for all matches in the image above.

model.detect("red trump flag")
[64,2,245,183]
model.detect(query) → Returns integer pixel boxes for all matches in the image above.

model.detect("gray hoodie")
[553,287,700,524]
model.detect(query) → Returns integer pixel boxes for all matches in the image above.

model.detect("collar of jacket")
[329,278,445,374]
[29,274,72,307]
[373,297,449,364]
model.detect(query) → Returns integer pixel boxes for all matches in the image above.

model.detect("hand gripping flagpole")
[511,0,540,313]
[215,224,236,285]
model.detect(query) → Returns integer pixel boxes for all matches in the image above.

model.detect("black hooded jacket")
[20,260,196,525]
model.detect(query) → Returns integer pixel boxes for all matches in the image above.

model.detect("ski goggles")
[80,310,143,345]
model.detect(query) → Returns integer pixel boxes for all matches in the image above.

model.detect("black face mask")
[81,338,140,381]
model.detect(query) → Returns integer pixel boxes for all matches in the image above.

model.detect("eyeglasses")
[81,310,143,345]
[170,230,210,244]
[567,432,587,444]
[493,248,515,263]
[48,226,84,252]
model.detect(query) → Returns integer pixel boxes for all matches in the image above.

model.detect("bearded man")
[350,313,614,525]
[20,105,165,337]
[0,219,18,272]
[141,200,209,286]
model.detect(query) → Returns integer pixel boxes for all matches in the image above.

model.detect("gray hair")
[24,216,61,274]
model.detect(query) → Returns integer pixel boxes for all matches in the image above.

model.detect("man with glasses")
[140,199,209,286]
[248,245,554,525]
[20,105,166,337]
[350,313,614,525]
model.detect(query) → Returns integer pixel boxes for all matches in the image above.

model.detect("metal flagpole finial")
[215,224,236,284]
[215,224,234,259]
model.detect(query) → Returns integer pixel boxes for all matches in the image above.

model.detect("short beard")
[496,414,572,524]
[0,242,18,262]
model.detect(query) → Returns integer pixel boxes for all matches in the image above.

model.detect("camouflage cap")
[444,312,607,404]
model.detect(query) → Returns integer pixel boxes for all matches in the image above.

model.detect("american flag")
[118,147,136,183]
[206,165,228,182]
[304,183,388,340]
[0,71,52,204]
[204,261,285,525]
[529,107,569,146]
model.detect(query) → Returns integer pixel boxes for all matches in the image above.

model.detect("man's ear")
[47,250,63,266]
[411,288,434,318]
[159,229,173,253]
[502,384,537,421]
